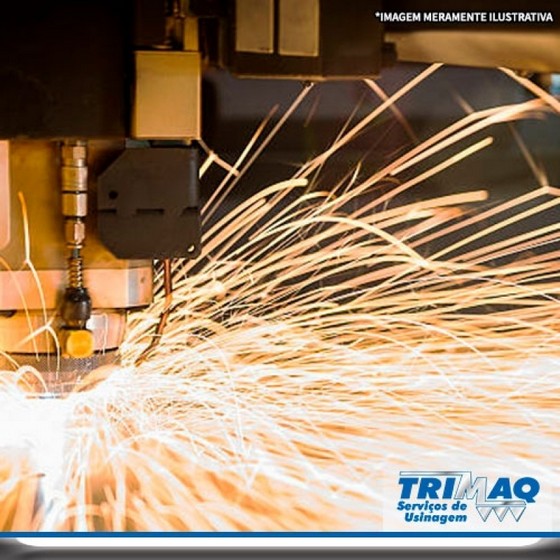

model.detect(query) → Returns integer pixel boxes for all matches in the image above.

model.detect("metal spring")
[68,255,84,289]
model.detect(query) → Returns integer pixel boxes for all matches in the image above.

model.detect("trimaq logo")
[398,471,540,523]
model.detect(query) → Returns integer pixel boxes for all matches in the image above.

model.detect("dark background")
[202,63,560,201]
[200,63,560,262]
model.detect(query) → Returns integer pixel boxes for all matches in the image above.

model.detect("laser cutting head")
[0,133,204,396]
[0,2,204,396]
[0,141,154,396]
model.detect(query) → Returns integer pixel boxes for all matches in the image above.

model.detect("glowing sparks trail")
[1,67,560,531]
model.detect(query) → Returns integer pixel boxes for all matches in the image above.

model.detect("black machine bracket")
[97,146,201,260]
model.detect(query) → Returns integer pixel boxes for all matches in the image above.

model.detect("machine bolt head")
[65,220,86,245]
[61,144,87,163]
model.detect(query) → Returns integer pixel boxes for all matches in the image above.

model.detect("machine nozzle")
[62,329,95,360]
[12,351,120,398]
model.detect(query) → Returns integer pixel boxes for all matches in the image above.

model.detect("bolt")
[61,143,87,164]
[64,220,86,246]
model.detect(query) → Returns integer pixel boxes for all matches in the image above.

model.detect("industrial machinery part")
[98,146,201,260]
[191,0,560,76]
[0,141,153,395]
[0,0,205,396]
[59,140,94,358]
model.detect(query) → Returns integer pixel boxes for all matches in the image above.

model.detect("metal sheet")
[236,0,274,54]
[133,51,201,139]
[279,0,320,57]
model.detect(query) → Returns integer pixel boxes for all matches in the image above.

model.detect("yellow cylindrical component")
[64,329,95,359]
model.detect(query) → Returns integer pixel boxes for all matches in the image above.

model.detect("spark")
[1,67,560,531]
[364,79,419,144]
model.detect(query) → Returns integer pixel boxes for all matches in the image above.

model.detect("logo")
[397,471,540,525]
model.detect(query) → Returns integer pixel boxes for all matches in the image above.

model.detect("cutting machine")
[0,0,559,395]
